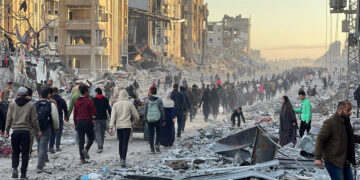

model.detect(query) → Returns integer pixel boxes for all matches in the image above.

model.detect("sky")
[204,0,346,60]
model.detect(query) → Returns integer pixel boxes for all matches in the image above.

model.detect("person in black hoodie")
[145,87,165,153]
[93,88,111,153]
[180,86,190,132]
[199,85,212,122]
[171,84,186,137]
[49,88,69,153]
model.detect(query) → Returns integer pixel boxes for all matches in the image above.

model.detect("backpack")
[35,100,52,131]
[146,99,161,123]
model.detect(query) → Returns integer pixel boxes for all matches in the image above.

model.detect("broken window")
[68,5,91,21]
[98,6,108,22]
[68,30,91,45]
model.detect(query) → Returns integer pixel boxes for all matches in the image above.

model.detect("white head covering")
[163,89,174,108]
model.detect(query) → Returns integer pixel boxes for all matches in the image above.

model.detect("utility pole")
[330,0,360,99]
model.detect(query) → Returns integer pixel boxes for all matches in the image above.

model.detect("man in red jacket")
[74,85,96,163]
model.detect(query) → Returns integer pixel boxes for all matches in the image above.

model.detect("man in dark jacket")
[145,87,165,153]
[74,85,97,163]
[187,87,196,122]
[354,86,360,117]
[93,88,111,153]
[180,86,190,132]
[231,107,245,127]
[171,84,185,137]
[315,101,360,179]
[49,88,69,153]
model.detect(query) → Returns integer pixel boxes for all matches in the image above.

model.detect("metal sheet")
[251,125,279,164]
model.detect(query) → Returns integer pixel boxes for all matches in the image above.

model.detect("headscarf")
[163,89,174,108]
[280,96,297,130]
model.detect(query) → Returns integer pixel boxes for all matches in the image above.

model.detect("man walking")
[5,87,41,179]
[49,88,69,153]
[171,84,186,138]
[354,85,360,118]
[93,88,111,153]
[74,85,96,163]
[295,91,312,138]
[145,87,165,153]
[315,101,360,179]
[35,89,59,173]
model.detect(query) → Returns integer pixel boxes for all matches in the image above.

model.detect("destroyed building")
[58,0,128,74]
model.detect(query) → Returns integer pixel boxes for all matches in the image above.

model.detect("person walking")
[145,87,165,153]
[231,107,245,127]
[180,86,190,132]
[355,85,360,118]
[160,90,175,147]
[279,96,297,147]
[35,89,59,173]
[295,91,312,138]
[5,87,41,179]
[110,89,139,167]
[171,84,186,138]
[187,87,196,122]
[315,101,360,180]
[49,87,69,153]
[93,88,111,153]
[211,87,220,119]
[199,85,211,122]
[74,85,97,163]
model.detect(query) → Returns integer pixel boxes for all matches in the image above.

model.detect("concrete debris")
[166,161,190,170]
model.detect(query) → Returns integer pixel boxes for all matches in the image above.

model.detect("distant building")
[207,22,223,48]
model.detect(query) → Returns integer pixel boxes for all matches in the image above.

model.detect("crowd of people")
[0,66,344,179]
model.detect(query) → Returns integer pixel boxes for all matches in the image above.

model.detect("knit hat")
[17,87,28,96]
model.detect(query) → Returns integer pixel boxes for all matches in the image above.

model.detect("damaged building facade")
[58,0,128,73]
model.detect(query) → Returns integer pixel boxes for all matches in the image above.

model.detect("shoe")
[177,134,181,138]
[12,169,18,178]
[97,149,103,153]
[56,148,62,152]
[36,168,43,173]
[80,158,88,164]
[82,149,90,159]
[20,174,28,180]
[120,159,127,168]
[155,146,160,153]
[150,149,155,154]
[45,156,49,162]
[49,148,55,154]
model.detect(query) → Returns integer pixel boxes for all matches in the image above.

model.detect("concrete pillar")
[90,0,96,74]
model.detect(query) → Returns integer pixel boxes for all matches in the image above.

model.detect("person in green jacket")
[68,87,81,121]
[295,90,312,137]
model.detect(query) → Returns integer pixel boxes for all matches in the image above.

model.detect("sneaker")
[82,149,90,159]
[12,169,18,178]
[97,149,103,153]
[155,146,160,153]
[49,148,55,154]
[20,174,28,180]
[56,148,62,152]
[36,168,43,173]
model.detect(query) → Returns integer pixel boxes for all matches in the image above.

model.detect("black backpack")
[35,100,52,131]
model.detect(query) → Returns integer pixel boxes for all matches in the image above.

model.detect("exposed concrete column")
[90,0,97,74]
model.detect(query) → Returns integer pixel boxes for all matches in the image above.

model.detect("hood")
[119,89,129,101]
[148,96,159,101]
[96,95,105,100]
[15,97,30,107]
[76,97,90,106]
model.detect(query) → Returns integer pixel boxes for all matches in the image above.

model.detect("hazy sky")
[204,0,346,60]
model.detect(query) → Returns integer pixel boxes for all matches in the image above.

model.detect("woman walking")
[279,96,297,147]
[110,90,139,168]
[160,90,175,147]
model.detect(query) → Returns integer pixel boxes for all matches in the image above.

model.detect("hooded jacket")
[110,90,139,129]
[93,95,112,120]
[73,96,97,125]
[51,94,69,122]
[5,97,40,133]
[171,89,186,111]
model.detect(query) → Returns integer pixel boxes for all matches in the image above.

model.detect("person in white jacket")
[109,89,139,168]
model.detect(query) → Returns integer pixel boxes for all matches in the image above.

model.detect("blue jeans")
[325,161,353,180]
[174,109,183,137]
[37,127,51,169]
[49,121,63,149]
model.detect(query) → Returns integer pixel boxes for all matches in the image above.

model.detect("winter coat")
[315,113,360,168]
[171,89,186,111]
[5,97,40,133]
[110,90,139,129]
[294,98,312,123]
[93,95,112,120]
[51,94,69,122]
[181,91,191,111]
[74,97,97,125]
[199,88,211,113]
[144,96,165,122]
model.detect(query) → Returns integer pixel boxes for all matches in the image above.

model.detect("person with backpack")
[35,89,59,173]
[5,87,41,179]
[145,87,165,153]
[49,87,69,153]
[74,85,97,163]
[110,89,139,167]
[93,88,111,153]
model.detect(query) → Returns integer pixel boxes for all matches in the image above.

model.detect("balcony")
[65,45,106,55]
[65,0,91,6]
